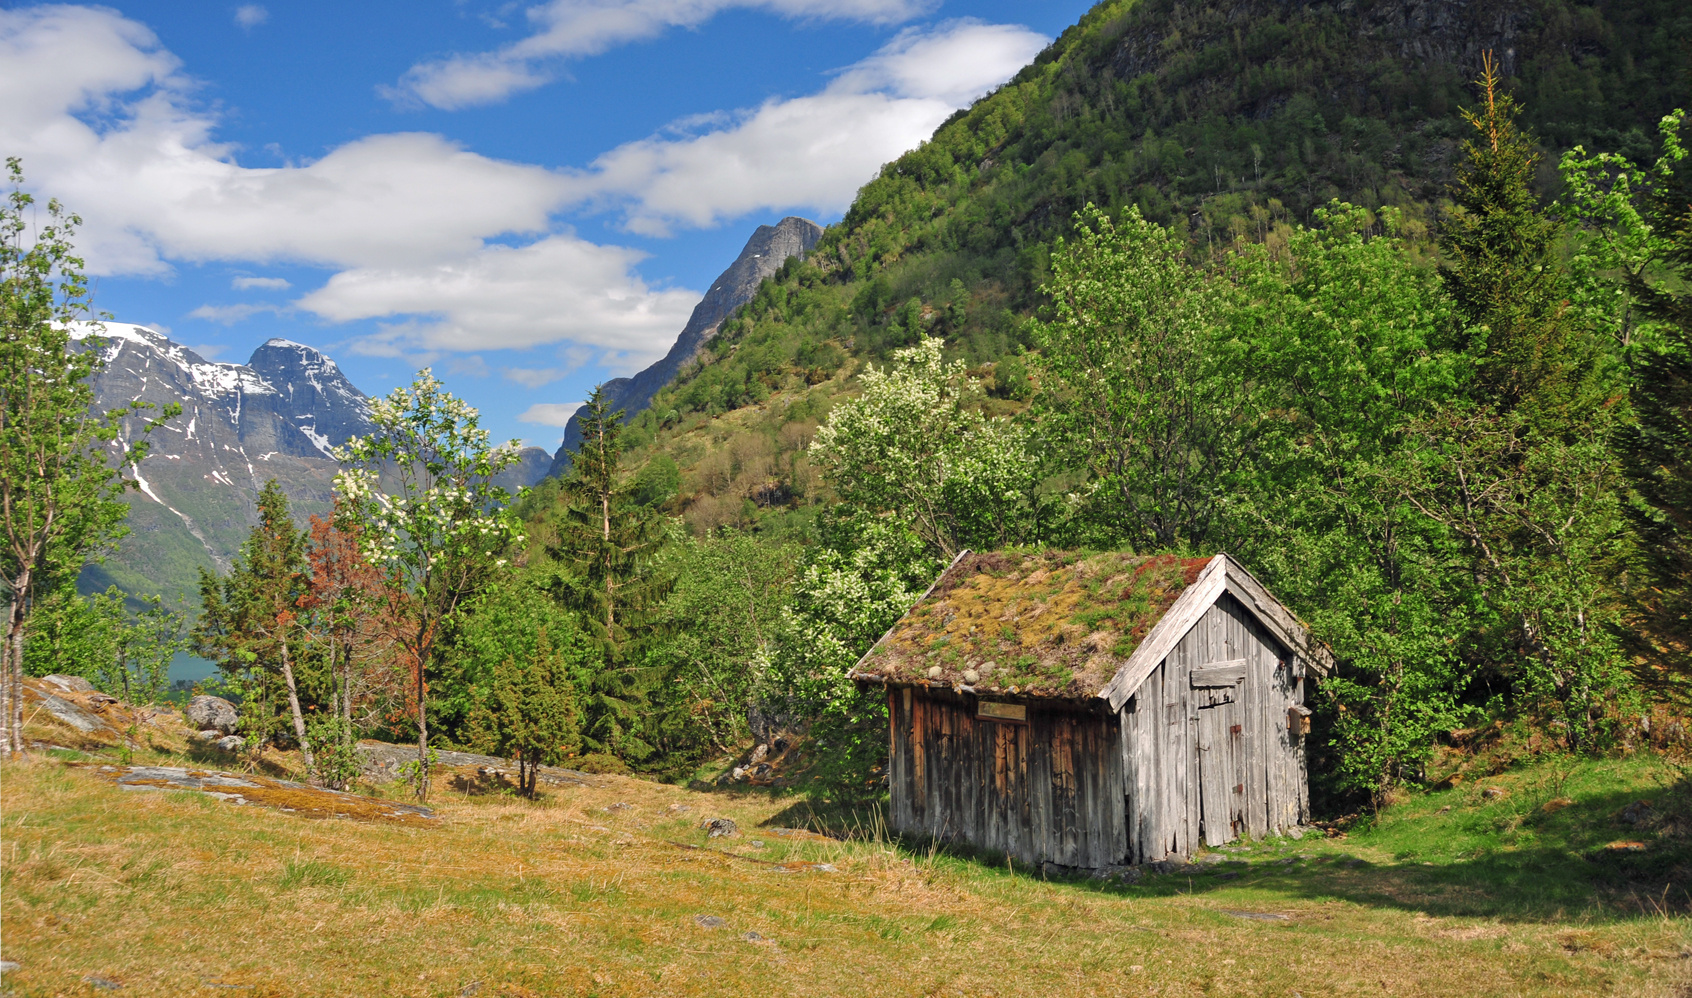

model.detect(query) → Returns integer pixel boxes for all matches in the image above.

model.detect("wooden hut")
[848,551,1331,869]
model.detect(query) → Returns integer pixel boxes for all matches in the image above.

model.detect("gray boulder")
[39,693,103,733]
[215,735,246,753]
[193,729,221,742]
[41,674,96,693]
[187,695,239,734]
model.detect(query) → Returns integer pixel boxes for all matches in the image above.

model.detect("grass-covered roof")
[853,550,1211,700]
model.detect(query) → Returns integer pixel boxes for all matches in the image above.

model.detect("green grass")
[2,747,1688,997]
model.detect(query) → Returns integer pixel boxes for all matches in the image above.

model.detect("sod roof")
[851,550,1213,701]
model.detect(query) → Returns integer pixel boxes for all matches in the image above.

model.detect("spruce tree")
[547,386,673,758]
[194,480,315,765]
[1439,53,1574,410]
[465,627,580,797]
[1618,110,1692,678]
[1411,55,1630,741]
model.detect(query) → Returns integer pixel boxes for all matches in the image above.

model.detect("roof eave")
[1096,553,1332,712]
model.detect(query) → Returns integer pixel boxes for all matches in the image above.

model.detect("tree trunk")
[277,637,315,771]
[6,567,31,758]
[415,642,430,802]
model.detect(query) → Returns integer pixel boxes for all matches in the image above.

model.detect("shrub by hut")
[849,551,1331,869]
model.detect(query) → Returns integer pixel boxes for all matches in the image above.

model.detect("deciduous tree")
[1,158,175,755]
[335,371,525,800]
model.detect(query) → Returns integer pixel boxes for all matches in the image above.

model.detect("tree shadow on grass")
[1084,783,1692,921]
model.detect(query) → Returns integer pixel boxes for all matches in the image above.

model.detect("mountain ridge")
[73,324,551,602]
[546,216,822,477]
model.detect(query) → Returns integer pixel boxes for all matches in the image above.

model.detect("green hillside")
[558,0,1688,536]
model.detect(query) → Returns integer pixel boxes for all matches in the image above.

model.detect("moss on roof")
[857,550,1211,700]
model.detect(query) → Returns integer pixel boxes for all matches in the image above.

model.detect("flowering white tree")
[809,336,1041,558]
[334,370,525,800]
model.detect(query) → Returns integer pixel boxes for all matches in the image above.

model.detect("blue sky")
[1,0,1093,449]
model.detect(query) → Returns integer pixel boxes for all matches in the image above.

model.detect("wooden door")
[1192,659,1247,847]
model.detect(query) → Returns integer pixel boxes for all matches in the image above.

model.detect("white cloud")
[518,401,584,426]
[504,366,567,388]
[187,302,280,323]
[0,6,1045,367]
[231,275,290,290]
[387,0,937,110]
[559,19,1047,233]
[296,234,700,363]
[0,7,572,276]
[233,5,268,30]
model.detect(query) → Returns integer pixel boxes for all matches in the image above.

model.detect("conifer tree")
[1408,56,1630,740]
[1439,53,1576,411]
[1618,110,1692,679]
[547,386,672,758]
[194,481,315,766]
[465,627,580,797]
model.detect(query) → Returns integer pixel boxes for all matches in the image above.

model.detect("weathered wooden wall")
[887,689,1127,869]
[1120,592,1308,862]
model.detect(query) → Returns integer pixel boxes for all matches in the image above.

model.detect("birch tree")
[1,158,174,755]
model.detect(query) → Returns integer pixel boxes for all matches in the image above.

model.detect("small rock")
[608,802,632,812]
[215,735,245,753]
[1286,825,1304,840]
[1481,787,1506,799]
[926,666,943,680]
[742,931,767,942]
[752,763,772,778]
[1196,853,1226,866]
[810,863,838,873]
[41,674,96,693]
[693,915,727,929]
[0,960,18,973]
[749,744,769,764]
[1618,801,1655,826]
[1116,868,1143,885]
[458,982,482,997]
[187,695,240,735]
[701,817,738,838]
[666,804,692,814]
[962,669,980,685]
[194,729,221,742]
[749,840,766,849]
[83,974,123,989]
[731,766,748,781]
[1221,910,1291,921]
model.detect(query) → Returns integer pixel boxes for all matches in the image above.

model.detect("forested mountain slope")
[580,0,1689,536]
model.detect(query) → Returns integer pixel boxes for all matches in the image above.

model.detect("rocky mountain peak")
[546,216,823,477]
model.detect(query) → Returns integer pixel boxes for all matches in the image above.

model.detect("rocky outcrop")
[88,764,437,823]
[186,695,240,735]
[547,217,823,477]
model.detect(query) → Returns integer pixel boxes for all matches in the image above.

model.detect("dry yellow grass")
[4,753,1690,998]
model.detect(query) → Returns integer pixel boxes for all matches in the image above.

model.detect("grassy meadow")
[2,745,1690,998]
